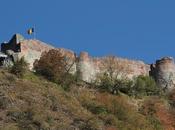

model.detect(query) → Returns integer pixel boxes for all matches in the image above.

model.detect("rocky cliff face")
[1,34,175,90]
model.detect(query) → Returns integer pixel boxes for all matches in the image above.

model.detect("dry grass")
[0,69,174,130]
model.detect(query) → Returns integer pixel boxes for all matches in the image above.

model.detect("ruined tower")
[151,57,175,90]
[1,34,24,53]
[77,52,98,82]
[1,34,54,69]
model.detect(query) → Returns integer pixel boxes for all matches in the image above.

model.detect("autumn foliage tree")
[34,49,76,88]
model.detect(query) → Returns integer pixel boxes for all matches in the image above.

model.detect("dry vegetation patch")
[0,69,175,130]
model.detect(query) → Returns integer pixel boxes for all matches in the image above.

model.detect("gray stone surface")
[151,57,175,90]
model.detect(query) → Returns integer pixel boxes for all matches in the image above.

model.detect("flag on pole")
[27,28,34,35]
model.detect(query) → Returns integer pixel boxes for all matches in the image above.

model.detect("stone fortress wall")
[77,51,150,82]
[1,34,175,90]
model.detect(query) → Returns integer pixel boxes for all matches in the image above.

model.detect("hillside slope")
[0,69,175,130]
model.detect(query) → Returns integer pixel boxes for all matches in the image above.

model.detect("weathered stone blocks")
[151,57,175,90]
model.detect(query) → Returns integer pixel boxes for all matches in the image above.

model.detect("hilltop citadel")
[1,34,175,90]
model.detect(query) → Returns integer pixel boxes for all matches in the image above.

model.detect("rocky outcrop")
[1,34,175,90]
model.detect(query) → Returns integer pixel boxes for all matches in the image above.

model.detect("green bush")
[113,79,133,95]
[168,89,175,108]
[97,73,162,97]
[96,73,114,93]
[96,73,133,95]
[86,103,108,115]
[11,57,28,78]
[132,76,162,97]
[81,99,108,115]
[61,73,78,91]
[147,116,163,130]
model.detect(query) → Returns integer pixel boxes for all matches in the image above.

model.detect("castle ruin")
[1,34,175,90]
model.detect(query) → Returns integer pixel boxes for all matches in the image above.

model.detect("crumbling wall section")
[2,34,175,91]
[77,52,99,82]
[77,52,150,82]
[1,34,23,53]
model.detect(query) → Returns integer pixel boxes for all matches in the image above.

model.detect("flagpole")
[33,25,36,40]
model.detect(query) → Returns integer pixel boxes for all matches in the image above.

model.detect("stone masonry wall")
[1,34,175,90]
[151,57,175,90]
[77,52,150,82]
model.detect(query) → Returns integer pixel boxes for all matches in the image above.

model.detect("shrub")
[139,98,165,130]
[34,49,77,89]
[80,117,103,130]
[99,114,118,126]
[168,89,175,107]
[96,73,114,93]
[96,73,133,95]
[34,49,66,81]
[97,74,163,98]
[132,76,162,97]
[11,57,28,78]
[147,116,163,130]
[96,93,155,130]
[84,102,108,115]
[113,79,133,95]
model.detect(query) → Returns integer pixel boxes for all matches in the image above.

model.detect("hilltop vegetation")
[0,49,175,130]
[0,69,175,130]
